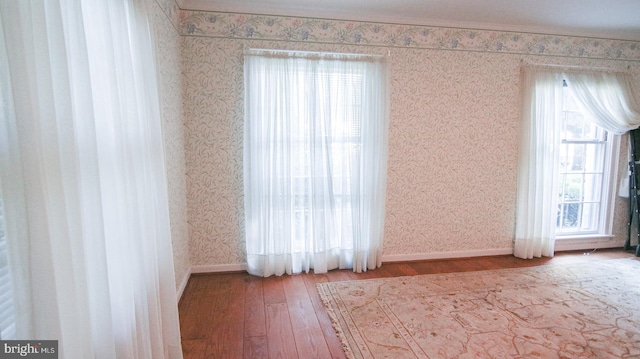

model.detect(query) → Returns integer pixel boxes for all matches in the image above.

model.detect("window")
[556,85,618,236]
[288,69,363,253]
[515,69,637,259]
[243,49,389,277]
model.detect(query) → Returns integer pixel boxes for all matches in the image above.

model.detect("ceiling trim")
[178,9,640,61]
[176,0,640,41]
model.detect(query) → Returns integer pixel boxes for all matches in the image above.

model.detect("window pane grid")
[556,86,608,235]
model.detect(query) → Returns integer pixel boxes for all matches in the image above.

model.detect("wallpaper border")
[178,9,640,61]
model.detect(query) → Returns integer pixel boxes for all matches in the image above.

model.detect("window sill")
[554,234,621,252]
[556,234,615,241]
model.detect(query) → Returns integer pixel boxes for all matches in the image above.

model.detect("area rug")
[317,258,640,358]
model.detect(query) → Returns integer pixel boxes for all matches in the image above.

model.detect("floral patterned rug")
[317,258,640,358]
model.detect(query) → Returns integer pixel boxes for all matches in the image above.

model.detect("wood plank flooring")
[178,248,637,359]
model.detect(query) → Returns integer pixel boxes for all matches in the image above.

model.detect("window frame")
[555,85,620,239]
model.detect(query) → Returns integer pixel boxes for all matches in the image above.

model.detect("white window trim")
[556,133,620,239]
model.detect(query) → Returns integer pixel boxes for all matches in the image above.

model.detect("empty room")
[1,0,640,358]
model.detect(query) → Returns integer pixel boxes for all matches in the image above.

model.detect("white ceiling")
[178,0,640,41]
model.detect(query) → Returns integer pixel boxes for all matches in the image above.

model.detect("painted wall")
[149,0,191,292]
[179,10,640,269]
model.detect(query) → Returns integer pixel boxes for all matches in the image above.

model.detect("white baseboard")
[177,269,191,302]
[381,248,513,263]
[185,249,513,278]
[177,264,247,302]
[176,264,247,303]
[191,263,247,274]
[177,239,627,301]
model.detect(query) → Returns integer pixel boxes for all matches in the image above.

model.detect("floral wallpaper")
[150,0,191,291]
[179,9,640,268]
[153,0,181,30]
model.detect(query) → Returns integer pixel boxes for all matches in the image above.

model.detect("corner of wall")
[150,0,191,296]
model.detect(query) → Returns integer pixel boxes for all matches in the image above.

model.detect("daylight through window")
[556,85,616,236]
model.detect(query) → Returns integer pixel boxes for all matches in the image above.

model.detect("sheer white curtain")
[566,72,640,198]
[515,68,640,259]
[564,72,640,134]
[0,0,182,357]
[514,69,563,259]
[243,49,390,277]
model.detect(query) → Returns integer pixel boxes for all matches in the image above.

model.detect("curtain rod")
[521,61,631,73]
[245,48,387,59]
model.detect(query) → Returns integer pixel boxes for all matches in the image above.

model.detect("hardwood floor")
[178,248,637,359]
